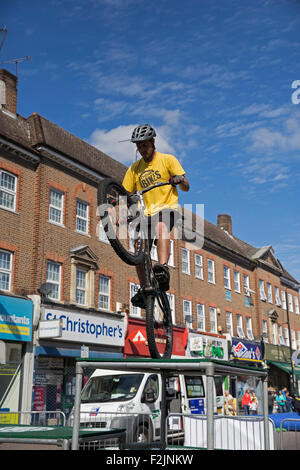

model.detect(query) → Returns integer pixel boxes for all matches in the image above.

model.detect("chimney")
[217,214,232,235]
[0,69,18,115]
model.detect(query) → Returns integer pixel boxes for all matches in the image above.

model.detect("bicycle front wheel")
[146,291,173,359]
[97,178,144,266]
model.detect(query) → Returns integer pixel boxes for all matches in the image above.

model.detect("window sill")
[48,220,65,228]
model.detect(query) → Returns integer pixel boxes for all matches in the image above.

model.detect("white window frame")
[46,260,61,301]
[288,293,294,312]
[246,317,254,340]
[267,283,273,303]
[49,188,64,226]
[278,325,285,345]
[262,320,268,343]
[99,275,110,311]
[209,307,217,333]
[98,220,110,244]
[76,199,89,234]
[207,259,215,284]
[234,271,241,293]
[243,274,250,296]
[295,296,300,315]
[130,282,141,317]
[197,303,205,331]
[168,239,174,267]
[275,287,281,306]
[226,311,233,336]
[284,327,290,346]
[272,322,277,345]
[76,268,87,305]
[291,330,297,349]
[195,254,203,280]
[0,169,17,212]
[224,266,231,290]
[0,249,13,292]
[182,248,190,275]
[236,314,244,338]
[259,280,266,301]
[281,290,287,310]
[183,299,192,327]
[166,292,175,324]
[297,331,300,350]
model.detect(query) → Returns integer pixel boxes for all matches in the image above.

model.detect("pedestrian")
[285,390,293,411]
[224,390,235,416]
[249,392,258,415]
[292,395,300,416]
[276,390,286,413]
[242,389,251,415]
[281,387,289,412]
[268,388,275,414]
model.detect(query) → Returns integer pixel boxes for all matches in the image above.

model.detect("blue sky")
[1,0,300,281]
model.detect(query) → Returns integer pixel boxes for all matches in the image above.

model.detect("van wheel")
[136,424,151,443]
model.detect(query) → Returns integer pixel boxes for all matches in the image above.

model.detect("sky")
[1,0,300,282]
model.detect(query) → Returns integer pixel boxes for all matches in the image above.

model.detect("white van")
[69,368,225,444]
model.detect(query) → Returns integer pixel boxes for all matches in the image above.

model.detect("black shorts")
[146,209,180,250]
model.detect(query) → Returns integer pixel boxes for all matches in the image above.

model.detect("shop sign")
[264,343,291,363]
[42,307,125,347]
[231,338,263,362]
[39,319,63,339]
[189,333,228,361]
[0,295,33,342]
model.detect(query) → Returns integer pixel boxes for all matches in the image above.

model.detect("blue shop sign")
[231,337,263,362]
[0,295,33,342]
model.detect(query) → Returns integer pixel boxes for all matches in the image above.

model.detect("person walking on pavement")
[276,390,287,413]
[242,389,251,415]
[249,392,258,415]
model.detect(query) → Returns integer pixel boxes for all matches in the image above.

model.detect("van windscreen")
[81,374,144,403]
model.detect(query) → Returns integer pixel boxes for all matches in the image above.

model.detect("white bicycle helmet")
[131,124,156,143]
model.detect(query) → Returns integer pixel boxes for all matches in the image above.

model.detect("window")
[246,317,254,340]
[185,376,205,398]
[207,259,215,284]
[197,304,205,331]
[297,331,300,350]
[288,293,294,312]
[168,240,174,267]
[272,323,277,345]
[142,375,159,402]
[166,293,175,324]
[259,280,266,301]
[224,266,231,289]
[76,268,87,305]
[281,291,287,310]
[291,330,297,349]
[99,275,110,311]
[234,271,241,293]
[0,250,12,291]
[195,254,203,280]
[278,326,285,345]
[284,327,290,346]
[295,296,300,315]
[275,287,281,306]
[226,311,233,336]
[0,170,17,211]
[236,314,244,338]
[209,307,217,333]
[130,283,141,317]
[49,188,64,225]
[267,283,273,303]
[262,320,268,343]
[98,220,109,243]
[183,300,192,326]
[46,261,61,300]
[243,274,250,295]
[76,200,89,234]
[182,248,190,275]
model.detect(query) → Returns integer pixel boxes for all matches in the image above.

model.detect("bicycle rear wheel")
[97,178,144,266]
[146,291,173,359]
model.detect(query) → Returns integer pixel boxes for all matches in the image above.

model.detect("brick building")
[0,68,299,415]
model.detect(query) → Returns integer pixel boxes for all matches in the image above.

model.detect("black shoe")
[131,287,147,309]
[153,263,170,291]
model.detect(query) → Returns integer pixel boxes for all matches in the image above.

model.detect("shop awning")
[268,360,300,379]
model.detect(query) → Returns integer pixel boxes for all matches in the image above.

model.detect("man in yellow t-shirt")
[122,124,189,308]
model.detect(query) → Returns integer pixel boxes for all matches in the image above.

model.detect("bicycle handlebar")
[140,181,172,195]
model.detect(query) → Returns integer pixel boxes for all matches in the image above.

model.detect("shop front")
[124,317,188,358]
[0,294,33,413]
[187,331,229,361]
[230,337,264,413]
[33,304,126,417]
[265,343,300,393]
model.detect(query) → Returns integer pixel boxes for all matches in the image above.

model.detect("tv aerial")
[0,26,32,77]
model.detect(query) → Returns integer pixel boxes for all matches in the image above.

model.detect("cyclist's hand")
[169,175,184,186]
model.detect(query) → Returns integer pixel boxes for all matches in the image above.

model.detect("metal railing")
[279,418,300,450]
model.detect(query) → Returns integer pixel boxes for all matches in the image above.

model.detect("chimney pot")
[217,214,232,235]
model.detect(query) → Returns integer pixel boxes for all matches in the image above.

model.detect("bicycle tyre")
[97,178,145,266]
[146,290,173,359]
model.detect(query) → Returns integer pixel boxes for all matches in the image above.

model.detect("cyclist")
[122,124,189,308]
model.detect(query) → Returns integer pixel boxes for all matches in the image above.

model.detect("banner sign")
[0,295,33,342]
[231,338,263,362]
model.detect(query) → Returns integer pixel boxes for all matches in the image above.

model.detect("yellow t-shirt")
[122,151,185,216]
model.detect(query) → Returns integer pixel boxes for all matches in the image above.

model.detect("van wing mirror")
[144,389,156,403]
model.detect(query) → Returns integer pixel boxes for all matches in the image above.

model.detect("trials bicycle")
[97,178,173,359]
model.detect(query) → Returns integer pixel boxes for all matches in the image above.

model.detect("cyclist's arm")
[179,175,189,192]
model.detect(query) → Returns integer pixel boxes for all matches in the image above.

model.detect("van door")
[139,374,160,442]
[183,375,206,414]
